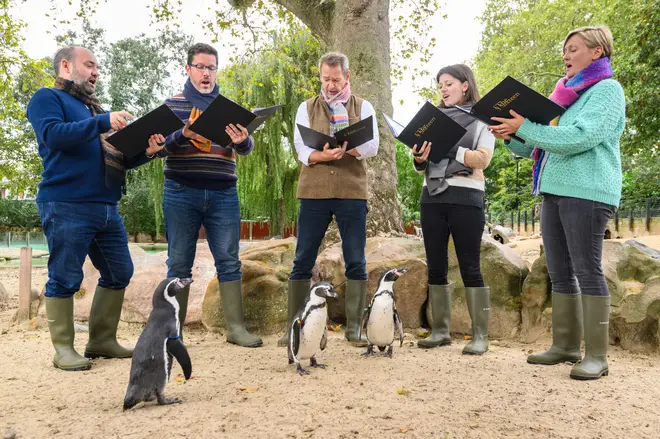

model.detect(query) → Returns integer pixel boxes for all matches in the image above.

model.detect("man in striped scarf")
[278,52,380,348]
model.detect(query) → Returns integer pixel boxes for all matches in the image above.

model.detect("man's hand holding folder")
[309,141,349,164]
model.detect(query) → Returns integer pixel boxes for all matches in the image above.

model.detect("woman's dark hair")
[435,64,480,107]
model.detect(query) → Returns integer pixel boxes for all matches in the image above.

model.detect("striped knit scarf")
[53,77,126,190]
[531,57,613,195]
[321,81,351,135]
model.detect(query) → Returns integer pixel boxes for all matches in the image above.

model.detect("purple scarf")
[531,57,613,195]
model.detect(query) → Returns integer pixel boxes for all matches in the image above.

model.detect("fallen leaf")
[396,386,408,396]
[416,330,430,338]
[239,386,258,393]
[175,376,187,383]
[328,324,342,332]
[400,428,409,433]
[23,334,38,339]
[464,335,472,340]
[488,345,499,351]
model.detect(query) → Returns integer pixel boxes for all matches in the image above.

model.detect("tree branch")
[272,0,334,41]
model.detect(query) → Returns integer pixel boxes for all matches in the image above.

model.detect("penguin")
[288,282,339,375]
[123,277,193,410]
[358,268,408,358]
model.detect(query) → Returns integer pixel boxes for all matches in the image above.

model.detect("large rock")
[202,238,295,334]
[605,241,660,352]
[316,237,428,329]
[74,244,217,325]
[519,252,551,343]
[0,281,9,309]
[431,235,528,339]
[315,235,528,337]
[520,240,660,351]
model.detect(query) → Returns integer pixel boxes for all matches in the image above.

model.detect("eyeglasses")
[190,63,218,73]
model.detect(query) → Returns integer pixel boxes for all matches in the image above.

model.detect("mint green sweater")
[505,78,625,207]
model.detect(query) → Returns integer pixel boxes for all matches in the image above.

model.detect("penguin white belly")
[298,308,327,360]
[367,299,395,346]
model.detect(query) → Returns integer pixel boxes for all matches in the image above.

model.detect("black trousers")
[420,203,485,287]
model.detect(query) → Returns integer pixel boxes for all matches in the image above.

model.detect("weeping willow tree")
[218,26,324,237]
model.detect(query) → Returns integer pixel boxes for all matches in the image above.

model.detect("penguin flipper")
[358,305,371,341]
[394,308,404,347]
[320,326,328,351]
[288,318,302,364]
[167,337,192,380]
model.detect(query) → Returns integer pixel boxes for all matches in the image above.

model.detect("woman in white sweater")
[414,64,495,355]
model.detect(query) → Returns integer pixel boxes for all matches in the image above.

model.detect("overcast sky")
[12,0,486,123]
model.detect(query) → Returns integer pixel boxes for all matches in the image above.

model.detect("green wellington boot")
[277,279,312,347]
[84,287,133,359]
[345,279,368,347]
[219,280,263,348]
[570,295,611,380]
[175,285,190,341]
[527,292,582,365]
[462,286,490,355]
[418,284,452,348]
[45,297,92,371]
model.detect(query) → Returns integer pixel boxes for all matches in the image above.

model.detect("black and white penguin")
[123,277,193,410]
[288,282,338,375]
[359,268,408,358]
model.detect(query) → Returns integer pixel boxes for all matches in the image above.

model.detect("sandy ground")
[1,237,660,439]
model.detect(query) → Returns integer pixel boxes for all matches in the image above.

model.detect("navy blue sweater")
[26,88,151,204]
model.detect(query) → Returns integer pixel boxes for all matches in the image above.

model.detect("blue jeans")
[541,194,615,296]
[290,198,368,281]
[163,178,241,282]
[38,202,134,298]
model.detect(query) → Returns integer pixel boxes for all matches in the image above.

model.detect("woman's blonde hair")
[563,25,614,58]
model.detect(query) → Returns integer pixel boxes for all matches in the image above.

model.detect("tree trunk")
[330,0,402,236]
[236,0,404,236]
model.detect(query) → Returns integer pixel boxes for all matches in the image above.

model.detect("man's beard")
[71,68,95,95]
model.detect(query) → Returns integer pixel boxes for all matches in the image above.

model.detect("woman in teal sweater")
[490,26,625,380]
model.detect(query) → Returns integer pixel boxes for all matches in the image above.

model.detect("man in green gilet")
[278,52,379,347]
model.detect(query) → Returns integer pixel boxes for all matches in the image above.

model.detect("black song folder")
[452,75,566,144]
[188,94,280,145]
[297,115,374,152]
[383,102,467,163]
[105,104,184,158]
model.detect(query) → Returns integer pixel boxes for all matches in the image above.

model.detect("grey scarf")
[427,106,480,195]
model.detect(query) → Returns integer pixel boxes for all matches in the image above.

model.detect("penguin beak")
[174,277,193,291]
[396,268,409,276]
[325,287,339,299]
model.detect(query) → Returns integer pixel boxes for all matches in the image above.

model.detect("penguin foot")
[361,345,375,357]
[157,396,182,406]
[310,357,326,369]
[385,346,393,358]
[296,364,310,376]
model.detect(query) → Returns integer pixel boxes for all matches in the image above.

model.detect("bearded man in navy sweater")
[26,45,164,371]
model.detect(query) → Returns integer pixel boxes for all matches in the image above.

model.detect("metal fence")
[486,198,660,235]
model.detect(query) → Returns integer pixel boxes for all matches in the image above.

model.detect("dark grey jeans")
[541,194,615,296]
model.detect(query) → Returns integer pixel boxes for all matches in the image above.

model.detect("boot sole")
[570,369,609,380]
[227,340,263,348]
[462,350,486,356]
[527,358,580,365]
[417,341,451,349]
[84,351,133,359]
[53,362,92,372]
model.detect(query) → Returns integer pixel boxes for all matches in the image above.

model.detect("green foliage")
[219,26,324,235]
[395,141,422,224]
[474,0,660,213]
[118,172,159,237]
[0,199,41,232]
[0,3,53,197]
